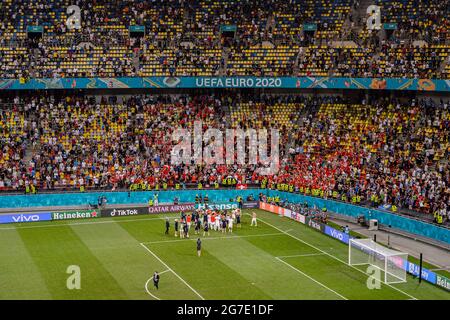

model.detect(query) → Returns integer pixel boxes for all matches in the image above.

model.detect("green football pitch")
[0,209,448,300]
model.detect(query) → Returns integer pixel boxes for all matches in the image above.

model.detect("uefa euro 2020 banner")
[0,77,448,92]
[0,212,52,224]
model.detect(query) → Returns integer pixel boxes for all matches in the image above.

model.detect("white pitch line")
[275,257,347,300]
[429,267,450,272]
[0,215,179,231]
[158,269,171,275]
[140,242,205,300]
[142,232,285,245]
[247,213,418,300]
[145,277,161,300]
[144,269,170,300]
[277,253,326,259]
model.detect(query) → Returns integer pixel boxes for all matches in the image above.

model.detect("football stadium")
[0,0,449,305]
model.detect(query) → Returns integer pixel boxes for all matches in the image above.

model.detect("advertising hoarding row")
[101,203,197,217]
[0,201,239,223]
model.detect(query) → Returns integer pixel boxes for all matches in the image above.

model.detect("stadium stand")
[0,1,448,225]
[0,93,448,224]
[0,0,448,78]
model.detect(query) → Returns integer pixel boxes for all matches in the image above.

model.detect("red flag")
[236,183,247,190]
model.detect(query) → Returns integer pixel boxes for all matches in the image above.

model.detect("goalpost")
[348,238,408,284]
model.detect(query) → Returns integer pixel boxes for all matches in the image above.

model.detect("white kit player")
[251,211,257,227]
[231,209,236,223]
[228,214,233,233]
[215,213,221,231]
[180,221,185,238]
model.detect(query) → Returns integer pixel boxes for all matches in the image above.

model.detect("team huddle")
[165,208,247,238]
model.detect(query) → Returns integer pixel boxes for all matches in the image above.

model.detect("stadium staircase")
[293,47,306,75]
[29,47,39,78]
[346,0,384,46]
[219,47,230,76]
[22,144,35,165]
[356,0,375,20]
[439,56,449,75]
[224,104,233,126]
[266,14,275,35]
[132,48,140,72]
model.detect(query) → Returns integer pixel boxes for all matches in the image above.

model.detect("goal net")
[348,238,407,284]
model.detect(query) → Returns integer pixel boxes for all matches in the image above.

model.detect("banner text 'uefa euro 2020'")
[195,77,283,88]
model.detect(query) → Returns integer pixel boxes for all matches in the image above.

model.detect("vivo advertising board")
[0,212,52,224]
[324,225,350,244]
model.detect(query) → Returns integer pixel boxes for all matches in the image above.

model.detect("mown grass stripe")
[70,221,161,299]
[0,228,52,299]
[201,231,342,300]
[118,217,272,300]
[17,225,128,299]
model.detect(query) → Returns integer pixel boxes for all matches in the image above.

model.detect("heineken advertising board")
[52,210,100,221]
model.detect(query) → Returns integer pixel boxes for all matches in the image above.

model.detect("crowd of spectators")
[0,93,448,223]
[0,0,449,225]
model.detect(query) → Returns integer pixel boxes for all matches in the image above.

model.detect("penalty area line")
[246,213,418,301]
[159,269,171,275]
[275,257,347,300]
[145,277,161,300]
[142,232,285,245]
[140,242,205,300]
[276,253,326,259]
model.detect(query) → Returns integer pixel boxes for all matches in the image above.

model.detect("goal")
[348,238,407,284]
